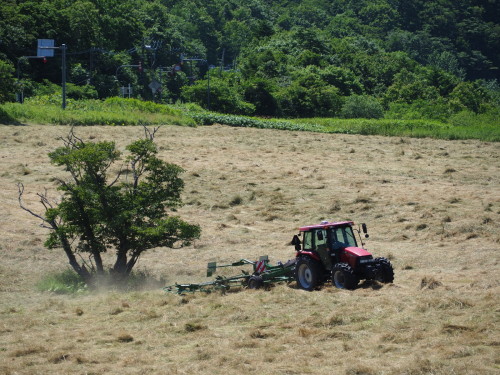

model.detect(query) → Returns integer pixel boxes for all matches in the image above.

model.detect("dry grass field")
[0,124,499,375]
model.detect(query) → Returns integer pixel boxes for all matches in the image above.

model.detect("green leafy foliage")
[383,68,440,105]
[66,83,98,100]
[341,95,383,119]
[385,99,454,122]
[449,81,491,113]
[182,73,255,115]
[243,78,278,116]
[0,59,15,103]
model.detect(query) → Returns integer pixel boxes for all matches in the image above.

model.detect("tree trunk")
[126,253,140,274]
[113,252,127,274]
[58,230,92,283]
[93,251,104,274]
[113,241,129,275]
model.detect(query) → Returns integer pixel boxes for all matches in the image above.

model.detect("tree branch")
[77,252,95,274]
[17,183,53,227]
[18,183,92,282]
[143,125,159,141]
[108,165,124,187]
[130,156,144,192]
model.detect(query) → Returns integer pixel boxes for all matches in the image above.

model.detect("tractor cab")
[294,221,369,270]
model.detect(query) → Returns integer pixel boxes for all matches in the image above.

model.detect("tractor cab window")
[315,229,327,246]
[331,226,357,248]
[303,231,312,250]
[344,227,357,247]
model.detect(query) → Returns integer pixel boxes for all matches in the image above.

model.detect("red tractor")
[291,221,394,290]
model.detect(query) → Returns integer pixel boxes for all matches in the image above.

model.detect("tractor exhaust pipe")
[362,223,369,238]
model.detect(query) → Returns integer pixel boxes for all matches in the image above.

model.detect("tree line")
[1,0,499,119]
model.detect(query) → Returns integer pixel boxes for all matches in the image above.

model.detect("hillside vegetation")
[1,0,499,123]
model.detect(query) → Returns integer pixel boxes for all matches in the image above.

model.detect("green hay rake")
[163,256,296,295]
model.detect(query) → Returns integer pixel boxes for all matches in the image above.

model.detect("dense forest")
[1,0,499,119]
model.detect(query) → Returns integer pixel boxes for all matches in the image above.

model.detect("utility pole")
[61,44,67,109]
[115,63,142,97]
[157,66,172,103]
[219,48,225,75]
[37,39,67,109]
[182,58,211,111]
[89,47,94,85]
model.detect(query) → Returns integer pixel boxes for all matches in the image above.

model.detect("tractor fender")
[295,251,321,262]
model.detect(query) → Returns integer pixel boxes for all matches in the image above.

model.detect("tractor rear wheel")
[332,263,358,290]
[295,257,322,291]
[247,275,264,289]
[374,257,394,283]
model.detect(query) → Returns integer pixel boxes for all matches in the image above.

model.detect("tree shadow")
[0,107,23,125]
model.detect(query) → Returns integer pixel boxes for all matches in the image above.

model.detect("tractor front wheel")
[332,263,359,290]
[374,257,394,283]
[295,257,322,291]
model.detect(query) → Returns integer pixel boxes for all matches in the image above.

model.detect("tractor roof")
[299,221,354,232]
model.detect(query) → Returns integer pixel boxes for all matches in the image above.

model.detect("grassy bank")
[294,115,500,141]
[1,98,498,141]
[0,97,196,127]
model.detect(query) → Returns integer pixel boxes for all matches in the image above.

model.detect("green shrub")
[449,81,491,113]
[182,75,255,115]
[385,99,454,122]
[449,108,500,141]
[34,79,61,96]
[0,60,15,103]
[174,102,205,113]
[341,95,384,119]
[275,82,343,118]
[66,83,98,100]
[383,69,440,105]
[243,78,278,116]
[24,94,67,107]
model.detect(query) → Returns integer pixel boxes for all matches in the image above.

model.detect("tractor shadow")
[358,280,384,290]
